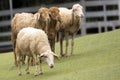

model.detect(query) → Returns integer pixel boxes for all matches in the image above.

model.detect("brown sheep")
[58,4,84,57]
[48,7,62,52]
[11,7,50,66]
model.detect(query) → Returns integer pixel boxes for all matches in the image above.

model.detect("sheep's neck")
[49,18,57,28]
[39,19,47,27]
[71,12,81,26]
[68,13,81,33]
[38,45,51,54]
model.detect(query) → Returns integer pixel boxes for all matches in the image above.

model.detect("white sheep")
[58,4,84,56]
[15,27,58,76]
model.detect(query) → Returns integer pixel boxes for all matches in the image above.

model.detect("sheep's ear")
[34,13,40,20]
[40,53,45,58]
[52,53,59,60]
[40,54,44,58]
[48,10,52,17]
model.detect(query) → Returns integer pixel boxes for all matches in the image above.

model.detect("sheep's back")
[59,8,72,26]
[16,27,49,54]
[11,13,37,34]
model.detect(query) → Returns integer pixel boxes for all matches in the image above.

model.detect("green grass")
[0,29,120,80]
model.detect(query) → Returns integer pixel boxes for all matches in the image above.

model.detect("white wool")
[59,8,72,25]
[58,4,84,56]
[16,27,56,76]
[17,27,51,55]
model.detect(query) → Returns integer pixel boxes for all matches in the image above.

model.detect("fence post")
[98,22,102,33]
[81,22,86,36]
[9,0,13,20]
[80,0,86,36]
[112,24,115,30]
[103,4,108,32]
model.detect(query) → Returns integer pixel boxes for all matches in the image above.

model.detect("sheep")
[48,7,62,52]
[11,12,36,66]
[58,4,84,57]
[37,7,50,34]
[11,7,50,66]
[15,27,58,76]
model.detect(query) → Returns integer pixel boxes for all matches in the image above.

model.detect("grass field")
[0,29,120,80]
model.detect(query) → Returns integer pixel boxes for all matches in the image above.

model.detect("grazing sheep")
[58,4,84,56]
[11,7,50,66]
[15,27,58,76]
[48,7,62,52]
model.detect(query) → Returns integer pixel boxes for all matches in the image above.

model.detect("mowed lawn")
[0,29,120,80]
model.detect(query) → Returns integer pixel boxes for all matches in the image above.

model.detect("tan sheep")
[58,4,84,56]
[15,27,58,76]
[48,7,62,52]
[11,7,50,66]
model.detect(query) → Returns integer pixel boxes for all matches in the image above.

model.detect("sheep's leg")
[65,32,69,57]
[30,57,34,66]
[53,38,55,52]
[56,32,59,42]
[51,39,55,52]
[39,59,43,75]
[22,55,26,65]
[14,50,17,66]
[15,46,22,76]
[14,41,17,66]
[11,35,17,66]
[25,56,30,74]
[33,55,39,76]
[49,40,54,52]
[60,32,64,57]
[17,56,22,76]
[71,34,75,55]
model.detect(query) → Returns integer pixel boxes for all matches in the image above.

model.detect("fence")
[82,0,120,35]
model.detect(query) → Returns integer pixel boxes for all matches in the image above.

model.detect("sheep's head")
[49,7,61,22]
[38,7,50,22]
[72,4,84,18]
[39,50,58,68]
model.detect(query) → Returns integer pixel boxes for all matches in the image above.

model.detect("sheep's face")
[40,51,58,68]
[72,4,84,18]
[38,8,50,22]
[49,7,61,21]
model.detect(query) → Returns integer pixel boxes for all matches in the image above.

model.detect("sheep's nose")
[76,15,80,18]
[50,64,54,68]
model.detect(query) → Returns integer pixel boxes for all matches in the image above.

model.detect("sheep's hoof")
[34,74,39,76]
[34,73,39,76]
[39,72,43,75]
[64,54,68,57]
[63,53,68,57]
[15,62,18,67]
[26,71,30,74]
[60,54,65,57]
[18,73,22,76]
